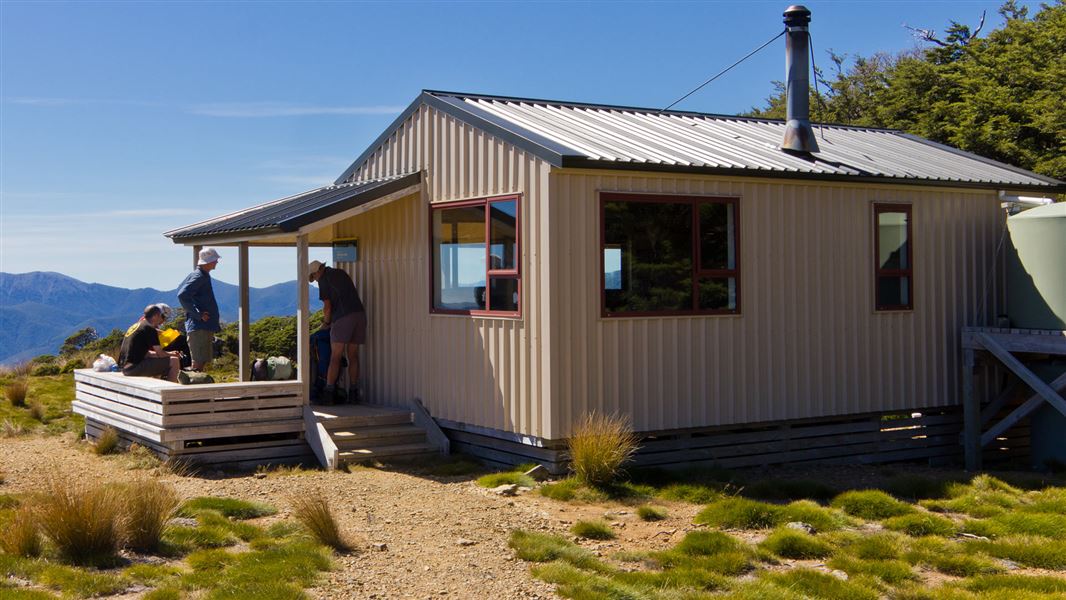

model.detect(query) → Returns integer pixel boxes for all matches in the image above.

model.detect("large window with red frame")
[432,195,519,315]
[874,203,913,311]
[601,193,739,317]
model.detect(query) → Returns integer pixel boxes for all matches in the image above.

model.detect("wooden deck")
[73,369,310,467]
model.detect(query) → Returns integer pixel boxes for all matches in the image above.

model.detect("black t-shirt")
[317,267,365,319]
[120,322,160,367]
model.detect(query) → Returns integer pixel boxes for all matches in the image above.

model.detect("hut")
[75,7,1066,471]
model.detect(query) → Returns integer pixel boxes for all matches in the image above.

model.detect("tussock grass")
[963,535,1066,570]
[121,479,180,552]
[1022,488,1066,515]
[780,499,852,532]
[827,555,916,584]
[508,530,606,571]
[831,489,915,520]
[986,511,1066,538]
[93,427,120,455]
[0,494,18,509]
[537,476,651,503]
[675,530,742,556]
[882,512,956,537]
[567,412,639,486]
[758,528,833,559]
[570,520,615,540]
[176,497,277,520]
[761,568,879,600]
[902,536,1004,577]
[694,497,849,531]
[5,379,28,407]
[531,561,651,600]
[636,505,667,521]
[922,475,1025,519]
[35,478,124,565]
[655,483,722,504]
[2,419,25,437]
[742,479,837,502]
[290,490,350,552]
[961,573,1066,593]
[1,506,42,557]
[28,401,46,422]
[834,531,904,560]
[646,531,755,577]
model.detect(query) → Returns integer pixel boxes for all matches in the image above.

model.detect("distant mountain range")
[0,272,323,365]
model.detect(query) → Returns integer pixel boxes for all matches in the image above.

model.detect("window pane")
[487,277,519,312]
[700,202,735,270]
[698,277,737,311]
[433,206,486,310]
[878,211,909,270]
[877,276,910,308]
[604,201,693,313]
[604,247,622,290]
[489,200,517,271]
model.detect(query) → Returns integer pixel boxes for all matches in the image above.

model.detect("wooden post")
[192,245,202,269]
[296,235,310,404]
[238,242,250,382]
[963,348,980,471]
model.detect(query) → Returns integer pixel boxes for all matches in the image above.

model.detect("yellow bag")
[158,328,181,347]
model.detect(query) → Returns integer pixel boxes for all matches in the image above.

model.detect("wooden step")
[332,425,426,449]
[312,404,413,430]
[337,442,439,463]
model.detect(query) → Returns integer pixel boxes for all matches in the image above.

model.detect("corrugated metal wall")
[331,106,556,438]
[547,170,1005,437]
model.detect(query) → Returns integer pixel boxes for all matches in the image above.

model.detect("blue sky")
[0,0,1032,289]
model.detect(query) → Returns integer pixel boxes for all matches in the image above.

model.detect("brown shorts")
[331,311,367,345]
[122,356,171,378]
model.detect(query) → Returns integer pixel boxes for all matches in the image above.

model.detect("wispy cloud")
[6,96,81,106]
[188,102,404,118]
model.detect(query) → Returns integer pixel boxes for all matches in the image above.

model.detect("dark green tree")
[60,327,98,356]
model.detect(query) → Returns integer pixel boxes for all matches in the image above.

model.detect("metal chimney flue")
[781,5,820,153]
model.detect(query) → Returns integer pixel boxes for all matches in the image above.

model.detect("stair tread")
[338,442,438,457]
[332,425,424,438]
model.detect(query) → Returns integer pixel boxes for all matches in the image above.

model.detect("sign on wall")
[332,238,358,263]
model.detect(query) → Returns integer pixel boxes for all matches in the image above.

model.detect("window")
[874,204,913,311]
[431,195,520,315]
[601,193,739,317]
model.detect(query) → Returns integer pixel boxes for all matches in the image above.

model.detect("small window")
[431,195,520,315]
[601,193,739,317]
[874,204,913,311]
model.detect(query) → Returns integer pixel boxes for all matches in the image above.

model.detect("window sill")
[429,311,523,322]
[600,312,742,321]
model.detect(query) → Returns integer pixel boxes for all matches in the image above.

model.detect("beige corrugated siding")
[328,106,555,438]
[547,170,1004,437]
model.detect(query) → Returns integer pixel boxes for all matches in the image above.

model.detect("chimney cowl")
[781,4,820,154]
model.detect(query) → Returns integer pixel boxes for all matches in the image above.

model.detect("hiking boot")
[347,387,362,404]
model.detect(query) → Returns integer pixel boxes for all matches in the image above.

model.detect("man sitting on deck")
[308,260,367,404]
[119,305,181,381]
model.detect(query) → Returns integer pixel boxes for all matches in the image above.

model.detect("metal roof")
[336,91,1064,193]
[166,172,421,242]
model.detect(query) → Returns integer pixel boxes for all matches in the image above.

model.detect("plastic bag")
[93,354,118,372]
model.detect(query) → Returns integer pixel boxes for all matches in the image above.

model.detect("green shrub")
[570,520,615,540]
[695,497,782,529]
[567,412,639,486]
[290,490,350,552]
[5,379,28,408]
[177,497,277,520]
[758,528,833,559]
[36,478,124,565]
[636,505,667,521]
[60,359,85,374]
[30,354,57,365]
[831,489,915,519]
[31,364,61,377]
[883,512,956,537]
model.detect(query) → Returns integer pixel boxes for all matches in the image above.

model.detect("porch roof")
[165,171,421,245]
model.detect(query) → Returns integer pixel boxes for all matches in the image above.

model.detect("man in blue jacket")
[177,248,221,371]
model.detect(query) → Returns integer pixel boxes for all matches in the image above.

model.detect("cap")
[307,260,325,282]
[197,248,221,266]
[154,303,173,319]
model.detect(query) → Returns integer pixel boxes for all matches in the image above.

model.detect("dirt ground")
[0,434,704,600]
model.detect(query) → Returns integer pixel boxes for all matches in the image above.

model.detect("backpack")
[251,358,270,381]
[267,356,293,380]
[178,371,214,385]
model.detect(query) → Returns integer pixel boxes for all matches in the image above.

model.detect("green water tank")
[1006,202,1066,330]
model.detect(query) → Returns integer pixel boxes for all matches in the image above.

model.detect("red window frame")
[429,194,521,317]
[873,203,914,311]
[600,192,741,318]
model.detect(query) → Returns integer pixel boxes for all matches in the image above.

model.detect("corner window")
[432,195,520,315]
[601,193,739,317]
[874,204,913,311]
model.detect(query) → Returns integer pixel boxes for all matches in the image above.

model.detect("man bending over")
[308,260,367,403]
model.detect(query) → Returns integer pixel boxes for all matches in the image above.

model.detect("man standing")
[308,260,366,403]
[119,305,181,381]
[177,248,221,371]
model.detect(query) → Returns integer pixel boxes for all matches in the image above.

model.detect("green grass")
[635,505,667,521]
[655,482,722,504]
[742,479,837,502]
[758,528,833,559]
[826,555,916,584]
[0,374,81,435]
[508,530,607,572]
[694,497,849,531]
[35,563,128,597]
[675,530,743,556]
[760,568,880,600]
[531,562,654,600]
[882,512,956,537]
[537,476,652,503]
[570,520,615,540]
[832,531,904,560]
[476,470,536,488]
[831,489,915,520]
[963,535,1066,570]
[961,574,1066,593]
[882,474,956,501]
[176,497,277,520]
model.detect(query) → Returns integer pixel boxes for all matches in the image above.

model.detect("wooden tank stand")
[962,327,1066,470]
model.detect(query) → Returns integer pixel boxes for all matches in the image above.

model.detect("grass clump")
[177,496,277,520]
[199,539,332,599]
[570,520,615,540]
[984,511,1066,538]
[922,475,1024,518]
[675,530,742,556]
[882,512,956,537]
[290,490,350,552]
[695,496,782,529]
[961,574,1066,593]
[761,568,879,600]
[742,479,837,502]
[963,535,1066,570]
[827,555,916,584]
[5,379,28,407]
[1,506,43,557]
[122,479,180,552]
[842,532,904,560]
[93,427,120,455]
[476,469,535,489]
[531,562,652,600]
[508,530,605,571]
[831,489,915,520]
[656,483,721,504]
[902,536,1004,577]
[758,528,833,559]
[35,563,127,597]
[567,412,639,486]
[35,478,124,565]
[780,499,851,532]
[883,474,954,501]
[636,505,667,521]
[28,401,46,422]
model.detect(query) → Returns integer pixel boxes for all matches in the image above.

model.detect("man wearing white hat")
[177,248,222,371]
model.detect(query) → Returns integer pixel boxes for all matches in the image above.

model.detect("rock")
[827,569,849,581]
[371,543,388,552]
[786,521,816,534]
[457,538,476,546]
[491,484,519,496]
[523,464,552,481]
[253,472,267,479]
[998,559,1021,570]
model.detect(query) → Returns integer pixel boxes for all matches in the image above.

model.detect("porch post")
[296,235,310,404]
[238,242,250,382]
[192,245,202,269]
